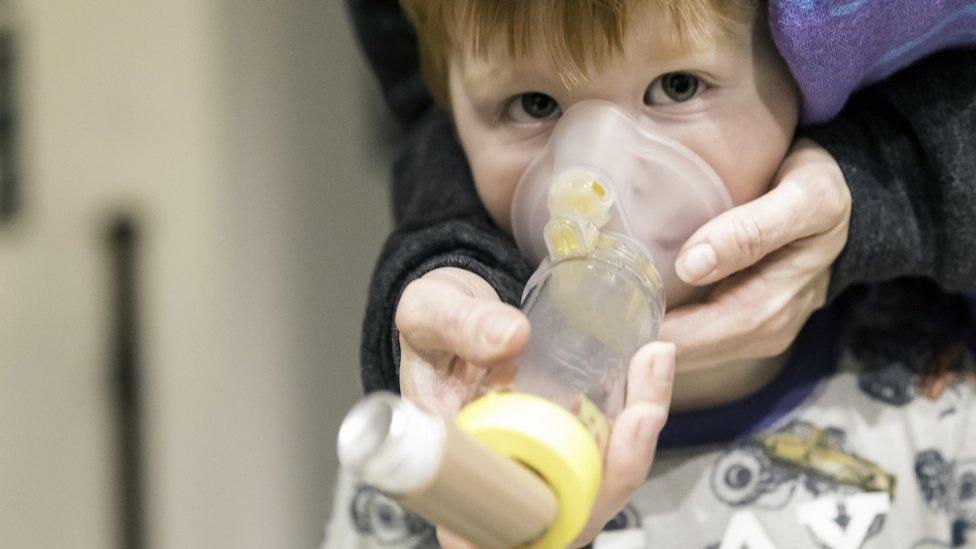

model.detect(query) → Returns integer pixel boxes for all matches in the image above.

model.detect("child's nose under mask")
[511,100,734,307]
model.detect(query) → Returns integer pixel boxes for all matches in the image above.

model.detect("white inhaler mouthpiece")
[511,99,734,307]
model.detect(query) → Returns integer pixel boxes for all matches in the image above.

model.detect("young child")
[328,1,976,547]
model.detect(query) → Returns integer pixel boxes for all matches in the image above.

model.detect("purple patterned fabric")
[770,0,976,124]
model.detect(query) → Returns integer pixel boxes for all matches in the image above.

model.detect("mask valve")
[544,169,615,261]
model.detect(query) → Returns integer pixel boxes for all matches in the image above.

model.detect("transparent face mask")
[511,99,733,307]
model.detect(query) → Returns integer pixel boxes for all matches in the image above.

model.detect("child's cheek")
[679,107,795,205]
[458,122,544,234]
[469,144,535,233]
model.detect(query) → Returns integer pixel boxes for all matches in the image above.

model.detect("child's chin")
[666,283,713,310]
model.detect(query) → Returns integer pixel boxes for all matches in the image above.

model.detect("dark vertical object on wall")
[0,32,17,225]
[109,219,145,549]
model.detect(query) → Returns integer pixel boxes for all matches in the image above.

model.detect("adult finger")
[396,274,530,366]
[675,178,836,286]
[626,341,676,407]
[574,343,674,546]
[675,143,848,286]
[661,250,829,369]
[609,342,674,493]
[399,349,486,417]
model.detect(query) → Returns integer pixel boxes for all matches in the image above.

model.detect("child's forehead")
[455,9,743,91]
[452,2,751,83]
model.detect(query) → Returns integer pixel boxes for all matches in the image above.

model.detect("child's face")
[448,4,800,234]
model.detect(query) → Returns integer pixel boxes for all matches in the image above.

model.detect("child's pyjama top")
[323,310,976,549]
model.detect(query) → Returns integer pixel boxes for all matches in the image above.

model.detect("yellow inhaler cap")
[456,392,602,548]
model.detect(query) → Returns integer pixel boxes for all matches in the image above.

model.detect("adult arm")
[344,0,430,126]
[802,48,976,296]
[346,1,532,392]
[359,108,532,393]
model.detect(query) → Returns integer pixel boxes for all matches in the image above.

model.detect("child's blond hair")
[400,0,758,107]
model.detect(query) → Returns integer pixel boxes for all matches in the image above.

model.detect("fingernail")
[676,244,717,282]
[485,315,518,347]
[651,350,674,381]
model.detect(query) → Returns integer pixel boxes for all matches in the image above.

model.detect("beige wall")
[0,1,391,547]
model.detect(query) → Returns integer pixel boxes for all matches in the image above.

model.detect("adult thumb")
[674,181,818,286]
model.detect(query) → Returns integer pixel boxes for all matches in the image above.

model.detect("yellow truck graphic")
[712,421,897,507]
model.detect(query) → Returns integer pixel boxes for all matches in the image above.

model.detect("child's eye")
[644,72,703,105]
[507,92,562,123]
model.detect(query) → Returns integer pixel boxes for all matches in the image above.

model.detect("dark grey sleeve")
[344,0,430,126]
[359,108,533,393]
[801,49,976,297]
[344,0,532,392]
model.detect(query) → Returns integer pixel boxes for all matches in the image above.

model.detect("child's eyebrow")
[458,34,735,100]
[461,60,558,98]
[462,62,507,90]
[635,37,721,69]
[635,43,738,85]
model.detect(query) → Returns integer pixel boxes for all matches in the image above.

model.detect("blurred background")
[0,1,394,547]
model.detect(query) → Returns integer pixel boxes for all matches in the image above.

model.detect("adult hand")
[436,342,677,549]
[570,342,675,547]
[660,138,851,371]
[395,267,530,416]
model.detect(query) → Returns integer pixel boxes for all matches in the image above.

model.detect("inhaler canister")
[337,244,664,549]
[338,393,558,548]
